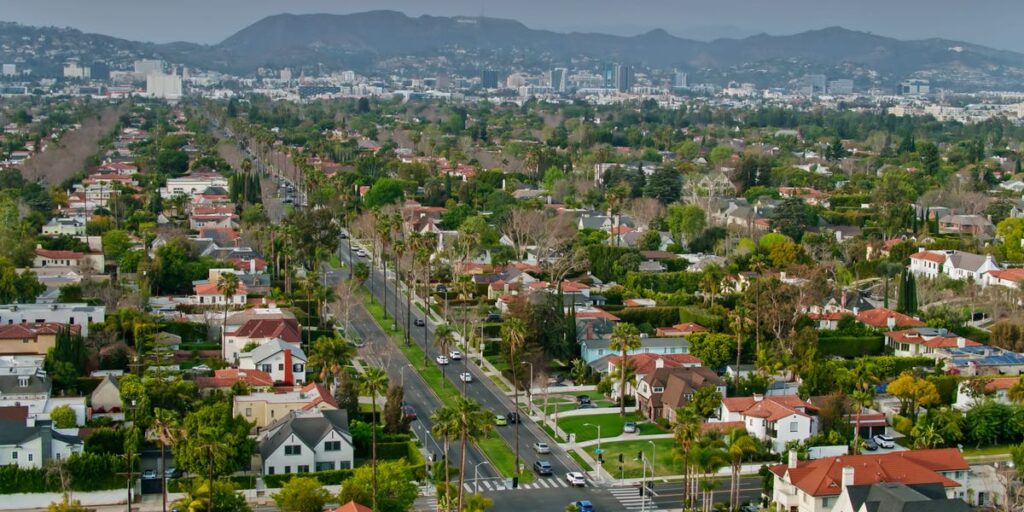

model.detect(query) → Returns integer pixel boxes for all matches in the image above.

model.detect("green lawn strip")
[961,444,1014,457]
[476,433,535,484]
[638,423,668,435]
[596,439,680,479]
[558,412,645,442]
[540,424,565,443]
[568,450,594,472]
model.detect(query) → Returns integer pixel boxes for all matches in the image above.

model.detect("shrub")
[817,335,884,358]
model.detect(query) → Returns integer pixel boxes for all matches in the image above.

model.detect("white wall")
[0,437,43,468]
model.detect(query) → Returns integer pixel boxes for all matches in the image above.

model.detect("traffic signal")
[598,454,604,463]
[639,485,645,496]
[618,453,624,463]
[637,451,643,461]
[512,476,519,489]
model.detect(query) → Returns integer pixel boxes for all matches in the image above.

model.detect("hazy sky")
[4,0,1023,52]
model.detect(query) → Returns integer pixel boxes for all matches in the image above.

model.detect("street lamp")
[583,422,602,453]
[474,461,491,494]
[647,440,657,480]
[127,398,136,512]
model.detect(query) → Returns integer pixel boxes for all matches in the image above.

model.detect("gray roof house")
[258,409,354,475]
[840,482,969,512]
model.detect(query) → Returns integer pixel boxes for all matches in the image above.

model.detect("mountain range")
[4,10,1024,89]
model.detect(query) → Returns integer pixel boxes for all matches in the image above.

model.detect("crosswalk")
[462,476,594,493]
[608,486,668,512]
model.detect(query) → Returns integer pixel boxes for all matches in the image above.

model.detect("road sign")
[594,448,604,455]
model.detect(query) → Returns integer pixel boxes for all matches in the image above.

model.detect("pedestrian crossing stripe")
[462,476,591,493]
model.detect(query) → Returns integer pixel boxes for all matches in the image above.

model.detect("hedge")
[0,452,125,494]
[927,375,961,406]
[817,335,884,358]
[624,271,702,294]
[159,321,210,343]
[264,469,354,488]
[614,307,681,328]
[678,306,725,332]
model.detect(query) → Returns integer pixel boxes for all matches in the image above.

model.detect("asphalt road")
[337,236,583,481]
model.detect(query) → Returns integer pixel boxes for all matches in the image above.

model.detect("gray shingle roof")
[259,409,350,459]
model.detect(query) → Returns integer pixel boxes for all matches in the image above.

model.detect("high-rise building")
[480,69,499,89]
[1,64,15,76]
[550,68,568,93]
[147,72,183,100]
[280,68,292,81]
[673,70,688,89]
[90,61,110,80]
[63,61,90,79]
[899,79,930,96]
[614,64,632,92]
[828,79,854,95]
[133,59,164,76]
[800,74,827,96]
[602,63,616,88]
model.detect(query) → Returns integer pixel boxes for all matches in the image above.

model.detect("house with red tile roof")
[0,323,80,356]
[718,395,818,452]
[953,376,1022,410]
[223,318,302,363]
[189,269,248,308]
[654,322,708,337]
[855,308,924,330]
[196,368,274,393]
[884,327,980,357]
[770,448,970,512]
[333,501,372,512]
[984,268,1024,290]
[33,247,104,272]
[233,383,337,429]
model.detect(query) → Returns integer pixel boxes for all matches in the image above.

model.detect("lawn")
[594,439,681,479]
[477,433,535,484]
[558,412,650,442]
[961,444,1014,457]
[568,450,593,472]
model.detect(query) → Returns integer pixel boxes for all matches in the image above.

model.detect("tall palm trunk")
[511,358,520,476]
[457,426,468,512]
[619,349,627,416]
[371,394,378,512]
[382,255,388,319]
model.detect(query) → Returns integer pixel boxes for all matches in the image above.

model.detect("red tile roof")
[607,353,703,375]
[910,251,946,264]
[987,268,1024,283]
[334,502,373,512]
[196,368,273,389]
[0,322,80,340]
[884,329,981,348]
[770,448,968,497]
[722,395,816,421]
[575,309,621,321]
[194,281,248,296]
[856,308,925,328]
[983,376,1021,391]
[233,318,301,344]
[34,248,85,260]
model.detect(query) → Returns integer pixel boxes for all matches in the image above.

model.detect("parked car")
[873,434,895,449]
[165,467,178,478]
[459,372,473,383]
[355,249,367,257]
[436,355,450,365]
[577,402,596,409]
[533,460,553,475]
[577,395,591,405]
[142,470,157,479]
[494,414,508,426]
[573,501,594,512]
[339,232,349,239]
[506,412,521,424]
[864,438,878,451]
[623,421,638,434]
[414,318,426,327]
[566,472,587,487]
[449,350,463,360]
[533,442,551,454]
[485,313,502,322]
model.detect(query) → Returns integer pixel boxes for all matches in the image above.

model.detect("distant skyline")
[3,0,1023,53]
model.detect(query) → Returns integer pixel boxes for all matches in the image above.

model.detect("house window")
[268,467,275,475]
[283,466,291,474]
[790,422,798,432]
[822,497,834,508]
[28,454,33,461]
[955,471,965,479]
[284,445,301,455]
[297,465,309,473]
[293,364,304,373]
[278,363,284,371]
[12,452,17,459]
[261,364,272,373]
[324,441,341,452]
[245,408,252,417]
[653,387,664,393]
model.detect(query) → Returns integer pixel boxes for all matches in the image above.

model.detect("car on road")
[577,402,596,409]
[623,421,637,434]
[435,355,450,365]
[873,434,895,449]
[573,501,594,512]
[459,372,473,383]
[401,405,417,420]
[142,470,157,479]
[339,232,349,239]
[577,395,591,405]
[355,249,367,258]
[494,414,508,426]
[449,350,463,360]
[533,460,553,475]
[485,313,502,322]
[533,442,551,454]
[414,318,425,327]
[864,438,878,451]
[566,472,587,487]
[165,467,178,479]
[740,505,759,512]
[506,412,521,424]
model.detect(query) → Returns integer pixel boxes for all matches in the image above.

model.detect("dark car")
[506,412,521,424]
[577,395,591,405]
[573,501,594,512]
[485,313,502,322]
[401,405,417,420]
[864,438,879,451]
[339,232,349,239]
[414,318,426,327]
[533,460,553,475]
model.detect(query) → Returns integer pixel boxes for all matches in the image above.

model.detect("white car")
[355,249,367,258]
[459,372,473,383]
[533,442,551,454]
[436,355,450,365]
[566,472,587,487]
[873,434,895,449]
[449,350,463,360]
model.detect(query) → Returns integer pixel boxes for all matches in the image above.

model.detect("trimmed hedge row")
[264,469,353,488]
[0,453,126,494]
[817,335,885,358]
[614,307,682,328]
[624,271,702,294]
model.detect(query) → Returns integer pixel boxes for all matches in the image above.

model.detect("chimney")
[841,466,855,490]
[853,307,860,316]
[957,337,966,348]
[886,314,896,330]
[655,358,664,369]
[249,259,256,274]
[753,393,764,402]
[283,348,293,386]
[788,449,798,469]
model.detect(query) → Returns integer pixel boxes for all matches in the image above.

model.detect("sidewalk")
[572,432,675,449]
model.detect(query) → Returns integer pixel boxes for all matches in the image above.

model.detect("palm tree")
[849,360,879,454]
[609,323,641,416]
[910,423,944,449]
[360,367,389,512]
[433,325,456,389]
[430,406,458,500]
[454,397,495,512]
[692,440,728,512]
[393,238,411,345]
[308,334,356,392]
[147,408,180,512]
[726,428,757,510]
[501,317,527,475]
[1009,376,1024,404]
[672,408,702,510]
[172,479,212,512]
[216,272,241,350]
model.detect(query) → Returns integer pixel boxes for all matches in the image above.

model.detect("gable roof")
[659,367,725,410]
[0,322,80,340]
[259,409,350,459]
[233,318,301,344]
[910,252,945,264]
[334,502,373,512]
[245,338,307,363]
[856,308,925,329]
[195,368,274,389]
[770,448,968,497]
[607,352,702,375]
[987,268,1024,283]
[722,395,816,421]
[34,248,86,260]
[846,483,969,512]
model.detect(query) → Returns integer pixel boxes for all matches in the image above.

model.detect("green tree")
[665,204,706,245]
[887,372,940,419]
[172,402,254,480]
[216,272,240,347]
[609,323,641,416]
[50,405,77,428]
[430,406,458,493]
[501,317,527,472]
[872,170,918,237]
[272,477,330,512]
[688,386,722,418]
[172,479,250,512]
[363,178,406,208]
[453,397,495,510]
[308,334,356,387]
[335,371,360,420]
[769,198,816,242]
[101,230,133,263]
[918,142,941,175]
[672,407,702,509]
[726,429,757,509]
[897,269,918,314]
[708,146,734,166]
[997,217,1024,262]
[686,332,735,371]
[337,460,418,512]
[643,167,682,203]
[383,384,407,435]
[360,367,389,511]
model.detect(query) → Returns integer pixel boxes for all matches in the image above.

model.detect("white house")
[953,376,1020,411]
[233,383,337,429]
[718,395,818,453]
[41,217,87,237]
[983,268,1024,291]
[0,408,83,468]
[0,303,105,337]
[909,250,1001,283]
[159,172,229,198]
[258,409,354,475]
[222,317,301,363]
[239,338,307,386]
[189,269,248,307]
[32,247,104,273]
[770,448,971,512]
[883,328,981,358]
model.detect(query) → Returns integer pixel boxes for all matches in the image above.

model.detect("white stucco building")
[258,409,354,475]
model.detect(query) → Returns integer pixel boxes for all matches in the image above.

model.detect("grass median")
[357,288,532,483]
[558,412,657,442]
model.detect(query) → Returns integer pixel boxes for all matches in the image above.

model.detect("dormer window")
[653,387,664,393]
[18,376,29,387]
